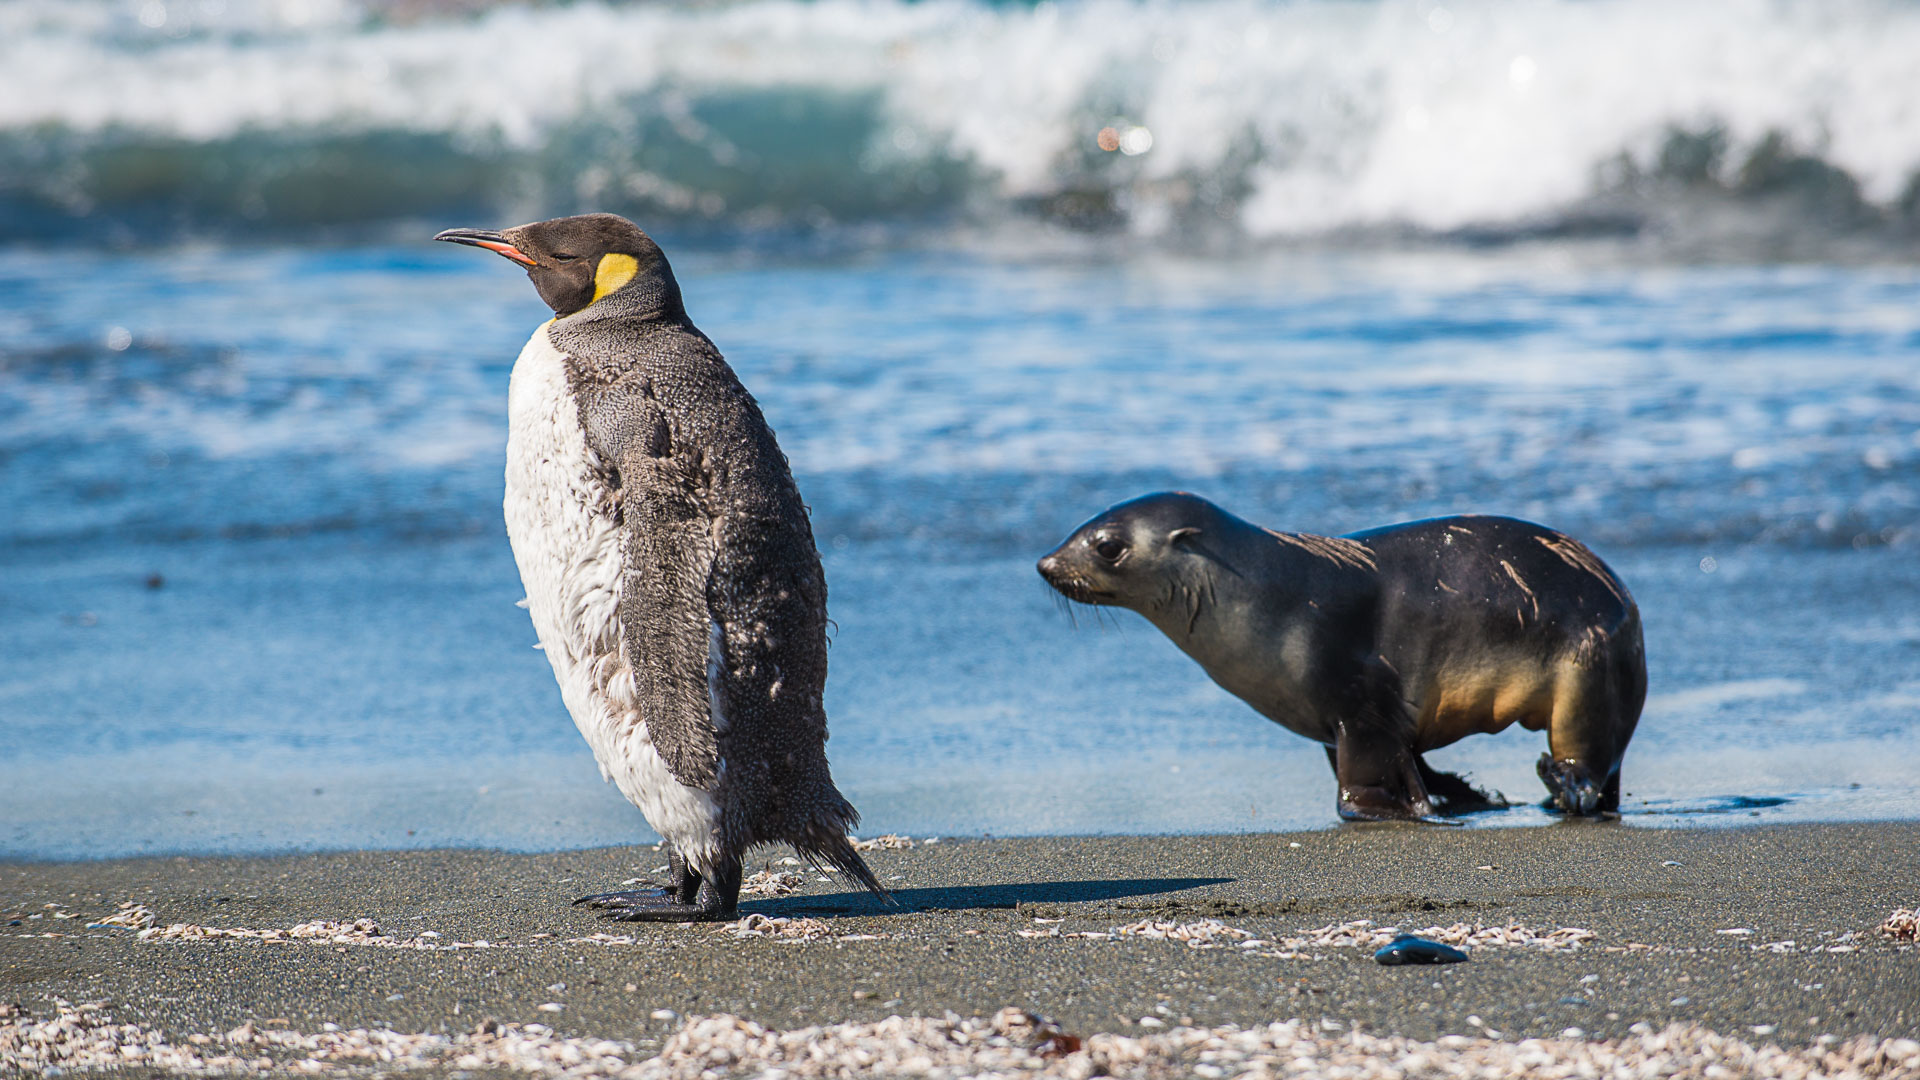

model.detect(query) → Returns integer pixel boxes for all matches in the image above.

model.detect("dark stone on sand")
[1374,935,1469,965]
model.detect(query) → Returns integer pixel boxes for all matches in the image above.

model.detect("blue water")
[4,0,1920,857]
[3,239,1917,858]
[7,0,1920,248]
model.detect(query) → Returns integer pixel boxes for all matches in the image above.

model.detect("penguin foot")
[572,890,722,921]
[601,899,733,923]
[574,858,740,922]
[573,887,675,909]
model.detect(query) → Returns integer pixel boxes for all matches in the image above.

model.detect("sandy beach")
[3,822,1916,1076]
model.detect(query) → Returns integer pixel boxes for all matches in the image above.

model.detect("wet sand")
[3,822,1916,1074]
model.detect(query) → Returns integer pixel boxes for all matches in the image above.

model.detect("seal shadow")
[742,878,1234,919]
[1625,794,1791,816]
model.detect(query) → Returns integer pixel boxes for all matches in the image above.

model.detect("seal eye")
[1092,538,1128,562]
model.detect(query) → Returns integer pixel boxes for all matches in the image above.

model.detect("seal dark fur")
[437,214,884,919]
[1038,492,1646,821]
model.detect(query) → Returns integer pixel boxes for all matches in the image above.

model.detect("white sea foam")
[4,0,1919,235]
[1646,679,1812,717]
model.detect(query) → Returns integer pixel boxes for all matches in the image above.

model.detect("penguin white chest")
[502,324,722,869]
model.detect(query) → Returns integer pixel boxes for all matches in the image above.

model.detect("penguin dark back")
[1038,492,1646,823]
[436,213,886,921]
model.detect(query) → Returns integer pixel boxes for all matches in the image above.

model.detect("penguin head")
[434,213,676,318]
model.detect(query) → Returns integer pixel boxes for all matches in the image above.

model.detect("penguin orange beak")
[433,227,537,267]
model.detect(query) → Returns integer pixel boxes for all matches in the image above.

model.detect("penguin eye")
[550,252,580,262]
[1092,538,1128,562]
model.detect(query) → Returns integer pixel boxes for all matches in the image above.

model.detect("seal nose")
[1036,552,1063,582]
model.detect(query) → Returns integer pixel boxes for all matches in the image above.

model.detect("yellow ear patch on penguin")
[592,253,639,304]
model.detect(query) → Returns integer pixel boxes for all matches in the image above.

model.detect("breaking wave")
[5,0,1920,244]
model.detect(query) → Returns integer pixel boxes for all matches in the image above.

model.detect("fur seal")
[435,213,884,919]
[1037,492,1646,821]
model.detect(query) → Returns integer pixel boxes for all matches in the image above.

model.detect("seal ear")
[1169,527,1202,547]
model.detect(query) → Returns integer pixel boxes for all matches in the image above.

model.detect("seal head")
[1037,492,1221,609]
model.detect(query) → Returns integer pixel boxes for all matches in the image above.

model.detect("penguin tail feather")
[796,830,892,905]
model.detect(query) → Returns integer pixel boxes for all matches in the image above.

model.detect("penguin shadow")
[742,878,1234,920]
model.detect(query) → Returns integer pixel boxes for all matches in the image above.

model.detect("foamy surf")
[4,0,1919,241]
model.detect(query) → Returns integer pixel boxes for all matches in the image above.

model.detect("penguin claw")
[603,902,729,923]
[571,888,735,922]
[573,887,674,908]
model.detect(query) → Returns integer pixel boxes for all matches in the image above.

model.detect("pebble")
[1374,935,1470,966]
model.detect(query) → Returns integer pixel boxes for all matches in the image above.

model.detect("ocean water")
[2,0,1918,859]
[6,0,1920,246]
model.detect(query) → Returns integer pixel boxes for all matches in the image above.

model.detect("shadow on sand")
[1626,794,1791,816]
[744,877,1233,919]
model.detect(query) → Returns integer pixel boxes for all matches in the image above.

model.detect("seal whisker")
[1041,576,1116,630]
[1046,584,1078,628]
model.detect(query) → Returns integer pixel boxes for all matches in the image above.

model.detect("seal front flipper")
[1330,723,1436,822]
[1322,657,1453,822]
[1330,711,1447,823]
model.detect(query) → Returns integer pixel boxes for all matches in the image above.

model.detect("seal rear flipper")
[1536,754,1621,818]
[1415,757,1509,815]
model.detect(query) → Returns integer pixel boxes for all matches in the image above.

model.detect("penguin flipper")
[616,454,723,791]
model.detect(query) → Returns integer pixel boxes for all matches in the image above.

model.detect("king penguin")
[435,213,885,921]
